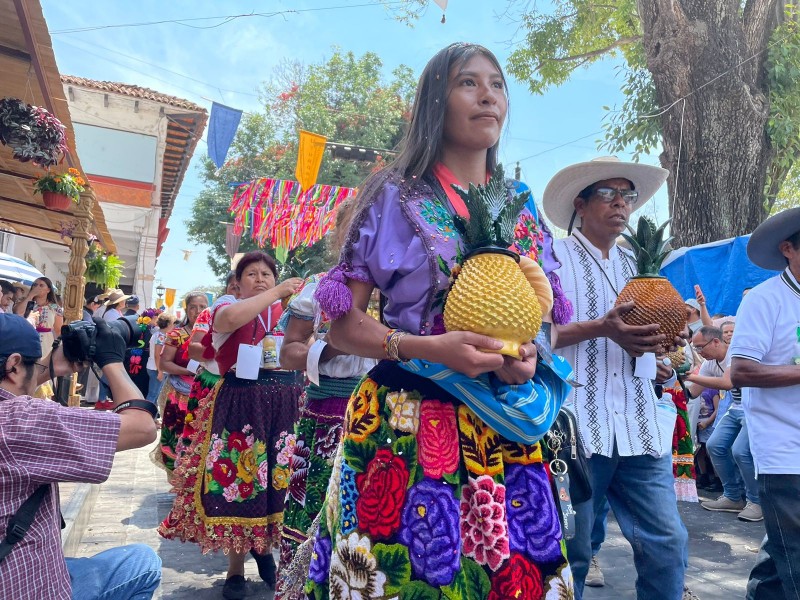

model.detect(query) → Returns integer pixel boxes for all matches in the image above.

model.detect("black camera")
[60,315,140,364]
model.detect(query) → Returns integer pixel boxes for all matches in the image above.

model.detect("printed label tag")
[236,343,261,380]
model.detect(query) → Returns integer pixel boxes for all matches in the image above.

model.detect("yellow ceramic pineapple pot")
[444,248,542,357]
[442,164,546,358]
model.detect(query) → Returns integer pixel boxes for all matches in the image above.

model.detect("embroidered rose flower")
[275,433,297,466]
[329,532,387,600]
[356,447,409,540]
[386,391,421,433]
[309,534,332,584]
[460,475,510,571]
[223,482,239,503]
[488,552,543,600]
[417,400,459,478]
[227,431,248,452]
[236,448,257,484]
[272,465,289,490]
[346,378,381,442]
[212,458,237,488]
[399,478,461,586]
[339,463,359,535]
[238,480,254,500]
[505,463,563,563]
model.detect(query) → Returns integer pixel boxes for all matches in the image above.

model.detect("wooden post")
[64,188,95,406]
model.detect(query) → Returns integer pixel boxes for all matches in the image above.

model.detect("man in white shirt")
[684,326,761,521]
[730,207,800,600]
[544,157,689,600]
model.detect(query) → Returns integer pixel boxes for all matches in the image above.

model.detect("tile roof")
[61,75,206,113]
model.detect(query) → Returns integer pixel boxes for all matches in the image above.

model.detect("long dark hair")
[355,43,508,214]
[33,277,58,305]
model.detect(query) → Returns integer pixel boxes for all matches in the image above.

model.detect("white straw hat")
[542,156,669,230]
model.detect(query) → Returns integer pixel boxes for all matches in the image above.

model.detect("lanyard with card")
[235,307,271,380]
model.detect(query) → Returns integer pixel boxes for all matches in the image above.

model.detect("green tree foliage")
[186,49,415,279]
[390,1,800,242]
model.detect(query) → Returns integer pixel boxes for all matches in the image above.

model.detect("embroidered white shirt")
[555,230,675,458]
[730,268,800,475]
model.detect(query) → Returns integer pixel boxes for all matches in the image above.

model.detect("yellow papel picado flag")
[295,130,327,193]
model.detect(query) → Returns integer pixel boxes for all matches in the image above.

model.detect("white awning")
[0,252,44,285]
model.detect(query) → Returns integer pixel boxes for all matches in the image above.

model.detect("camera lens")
[107,315,140,348]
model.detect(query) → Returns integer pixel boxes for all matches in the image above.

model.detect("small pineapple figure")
[443,164,545,358]
[615,216,687,352]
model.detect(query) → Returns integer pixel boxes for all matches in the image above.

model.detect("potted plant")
[84,249,124,289]
[0,97,68,167]
[33,168,87,211]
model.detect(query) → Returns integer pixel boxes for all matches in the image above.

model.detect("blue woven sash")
[399,355,573,444]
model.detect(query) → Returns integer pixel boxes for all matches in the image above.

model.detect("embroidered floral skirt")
[305,361,573,600]
[176,369,221,459]
[275,375,361,600]
[152,376,192,474]
[158,369,303,554]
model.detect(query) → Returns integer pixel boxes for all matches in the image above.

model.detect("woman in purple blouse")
[306,43,574,600]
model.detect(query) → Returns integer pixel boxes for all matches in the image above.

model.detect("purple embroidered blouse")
[317,173,571,335]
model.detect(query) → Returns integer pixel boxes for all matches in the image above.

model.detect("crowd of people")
[1,41,799,600]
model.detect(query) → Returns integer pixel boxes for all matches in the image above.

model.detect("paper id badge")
[236,343,261,380]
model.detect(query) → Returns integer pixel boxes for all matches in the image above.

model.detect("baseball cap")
[125,295,140,307]
[684,298,701,312]
[0,313,42,358]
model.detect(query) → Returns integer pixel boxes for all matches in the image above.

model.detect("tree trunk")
[638,0,779,247]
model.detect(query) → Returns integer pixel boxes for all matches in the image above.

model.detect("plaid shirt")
[0,386,119,599]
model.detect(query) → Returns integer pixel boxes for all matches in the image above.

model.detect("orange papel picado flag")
[295,130,327,193]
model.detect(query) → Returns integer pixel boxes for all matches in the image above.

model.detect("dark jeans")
[746,474,800,600]
[566,448,688,600]
[591,496,610,557]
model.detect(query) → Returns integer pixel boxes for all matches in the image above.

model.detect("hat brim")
[747,206,800,271]
[542,159,669,230]
[105,293,132,307]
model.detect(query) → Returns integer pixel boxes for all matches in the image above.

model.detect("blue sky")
[41,0,669,302]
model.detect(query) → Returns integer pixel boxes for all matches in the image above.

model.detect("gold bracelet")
[386,330,409,361]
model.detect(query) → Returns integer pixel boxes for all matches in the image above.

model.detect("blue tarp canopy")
[660,235,778,317]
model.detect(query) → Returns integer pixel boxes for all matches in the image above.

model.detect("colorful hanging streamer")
[228,177,356,251]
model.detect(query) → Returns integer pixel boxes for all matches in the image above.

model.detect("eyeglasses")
[33,362,49,374]
[691,339,717,352]
[591,187,639,205]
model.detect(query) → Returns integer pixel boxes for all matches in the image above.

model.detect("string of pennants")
[228,178,356,252]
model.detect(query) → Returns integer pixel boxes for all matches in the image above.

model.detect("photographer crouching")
[0,313,161,599]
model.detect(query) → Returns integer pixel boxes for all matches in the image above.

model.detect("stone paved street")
[585,492,764,599]
[72,443,765,600]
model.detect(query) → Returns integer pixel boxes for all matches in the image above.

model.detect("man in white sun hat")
[543,157,691,600]
[730,206,800,599]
